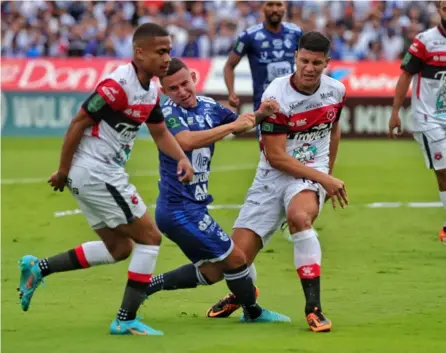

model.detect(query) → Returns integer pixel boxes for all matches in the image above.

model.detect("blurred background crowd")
[1,1,441,61]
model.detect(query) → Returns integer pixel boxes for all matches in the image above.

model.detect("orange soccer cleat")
[206,287,260,318]
[306,307,332,332]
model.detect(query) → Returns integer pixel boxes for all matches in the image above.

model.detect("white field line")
[1,164,257,185]
[53,202,443,218]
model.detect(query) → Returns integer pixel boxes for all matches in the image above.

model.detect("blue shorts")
[155,205,233,266]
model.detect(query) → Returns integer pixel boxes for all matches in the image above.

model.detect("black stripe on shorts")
[422,133,434,169]
[105,183,133,223]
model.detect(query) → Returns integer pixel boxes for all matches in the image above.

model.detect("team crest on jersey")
[255,31,266,41]
[261,41,269,48]
[187,116,195,125]
[284,39,292,49]
[196,115,205,127]
[326,108,337,122]
[435,152,443,161]
[292,143,317,164]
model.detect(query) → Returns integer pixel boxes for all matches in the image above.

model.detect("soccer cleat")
[109,318,164,336]
[17,255,44,312]
[240,308,291,323]
[306,307,332,332]
[206,287,260,318]
[439,227,446,243]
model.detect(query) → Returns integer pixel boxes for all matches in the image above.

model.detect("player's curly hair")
[298,31,331,55]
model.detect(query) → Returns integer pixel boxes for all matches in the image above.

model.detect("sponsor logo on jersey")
[101,86,119,102]
[292,143,317,164]
[273,39,283,48]
[255,31,266,41]
[261,41,270,48]
[115,122,139,142]
[320,91,334,99]
[289,101,303,111]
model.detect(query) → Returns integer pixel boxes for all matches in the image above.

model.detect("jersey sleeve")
[216,103,238,124]
[81,79,127,122]
[232,31,250,57]
[146,103,165,124]
[162,106,189,135]
[401,34,426,74]
[259,81,289,135]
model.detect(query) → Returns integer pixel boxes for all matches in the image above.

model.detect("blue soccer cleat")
[240,308,291,323]
[110,318,164,336]
[17,255,44,312]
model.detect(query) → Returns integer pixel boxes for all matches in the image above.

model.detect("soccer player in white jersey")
[207,31,349,332]
[390,1,446,244]
[17,23,194,336]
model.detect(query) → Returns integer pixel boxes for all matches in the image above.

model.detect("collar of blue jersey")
[289,73,320,96]
[131,61,151,91]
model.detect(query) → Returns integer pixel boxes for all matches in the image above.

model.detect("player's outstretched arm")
[48,110,95,191]
[175,124,237,151]
[389,71,413,138]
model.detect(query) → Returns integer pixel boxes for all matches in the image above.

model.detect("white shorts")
[233,168,326,246]
[67,165,147,229]
[413,127,446,170]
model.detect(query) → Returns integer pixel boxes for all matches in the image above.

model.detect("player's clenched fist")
[231,113,256,133]
[177,157,194,183]
[259,99,280,117]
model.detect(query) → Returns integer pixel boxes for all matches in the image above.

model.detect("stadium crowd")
[1,1,441,61]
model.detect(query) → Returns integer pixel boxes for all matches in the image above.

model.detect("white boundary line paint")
[53,202,443,218]
[1,164,258,185]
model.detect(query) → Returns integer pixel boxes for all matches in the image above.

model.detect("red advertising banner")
[326,61,407,97]
[1,58,212,92]
[1,57,405,97]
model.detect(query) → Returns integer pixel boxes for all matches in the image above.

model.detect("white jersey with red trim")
[72,62,161,174]
[402,26,446,131]
[259,74,346,173]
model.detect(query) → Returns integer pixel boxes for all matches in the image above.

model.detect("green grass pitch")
[2,137,445,353]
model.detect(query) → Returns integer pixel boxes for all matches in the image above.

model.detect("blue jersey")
[157,95,238,208]
[233,22,302,110]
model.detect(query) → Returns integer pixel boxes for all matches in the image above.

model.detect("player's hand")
[320,175,348,209]
[388,111,402,138]
[228,92,240,108]
[177,157,194,183]
[48,170,68,192]
[231,113,256,133]
[258,99,280,118]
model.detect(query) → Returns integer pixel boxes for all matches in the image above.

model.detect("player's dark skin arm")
[328,121,341,175]
[148,122,194,182]
[174,124,236,151]
[50,110,95,191]
[224,52,243,105]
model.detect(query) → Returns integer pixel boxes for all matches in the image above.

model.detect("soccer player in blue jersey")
[224,1,302,111]
[146,58,289,323]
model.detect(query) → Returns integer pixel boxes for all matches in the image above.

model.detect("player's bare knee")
[287,212,312,234]
[103,237,133,262]
[223,245,247,270]
[199,263,224,283]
